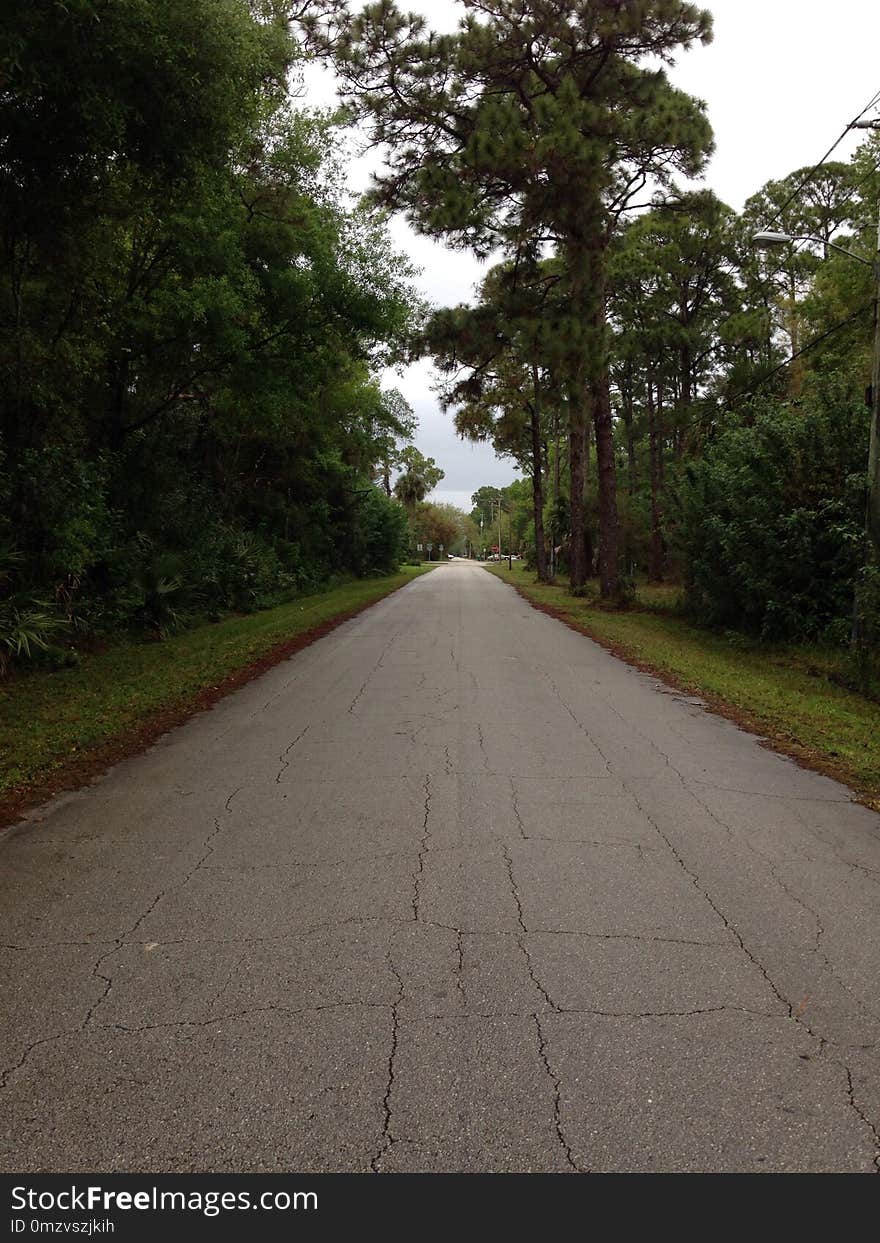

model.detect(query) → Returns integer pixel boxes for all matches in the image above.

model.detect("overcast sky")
[301,1,880,513]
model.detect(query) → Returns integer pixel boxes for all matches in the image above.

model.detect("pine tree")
[426,255,562,580]
[304,0,714,596]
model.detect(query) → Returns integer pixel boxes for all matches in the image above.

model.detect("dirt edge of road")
[499,574,878,813]
[0,577,422,835]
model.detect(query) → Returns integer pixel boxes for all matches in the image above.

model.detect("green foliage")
[0,546,66,675]
[0,600,63,676]
[0,3,421,670]
[348,488,409,576]
[131,548,194,639]
[677,376,869,642]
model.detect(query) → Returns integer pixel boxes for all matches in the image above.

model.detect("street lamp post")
[491,498,503,563]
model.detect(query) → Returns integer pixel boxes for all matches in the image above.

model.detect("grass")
[487,562,880,807]
[0,565,431,808]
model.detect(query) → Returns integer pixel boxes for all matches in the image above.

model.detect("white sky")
[300,0,880,513]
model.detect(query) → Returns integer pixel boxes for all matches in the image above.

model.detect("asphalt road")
[2,562,880,1172]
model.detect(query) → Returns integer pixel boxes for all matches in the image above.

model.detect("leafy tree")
[609,190,740,578]
[413,502,461,557]
[740,161,857,395]
[0,2,423,668]
[677,375,868,641]
[427,256,560,579]
[304,0,714,598]
[393,447,445,541]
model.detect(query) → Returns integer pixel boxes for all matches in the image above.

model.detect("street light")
[751,132,880,640]
[751,229,873,267]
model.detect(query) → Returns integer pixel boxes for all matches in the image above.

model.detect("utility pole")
[849,118,880,573]
[866,196,880,568]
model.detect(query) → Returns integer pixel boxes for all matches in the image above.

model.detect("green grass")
[487,563,880,805]
[0,566,431,801]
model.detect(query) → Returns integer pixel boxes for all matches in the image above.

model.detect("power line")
[660,302,875,440]
[670,146,878,426]
[836,150,880,214]
[733,302,874,400]
[763,87,880,232]
[789,150,880,263]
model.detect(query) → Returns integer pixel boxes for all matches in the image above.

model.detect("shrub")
[0,545,66,675]
[676,373,869,643]
[348,487,408,576]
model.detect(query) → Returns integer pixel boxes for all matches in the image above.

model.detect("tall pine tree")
[304,0,714,595]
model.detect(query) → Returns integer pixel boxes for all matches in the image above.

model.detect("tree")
[304,0,714,599]
[0,2,422,664]
[678,375,868,642]
[415,502,467,557]
[470,486,504,543]
[393,448,445,535]
[608,190,740,578]
[426,256,560,580]
[740,162,857,395]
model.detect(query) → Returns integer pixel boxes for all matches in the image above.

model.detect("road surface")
[2,562,880,1172]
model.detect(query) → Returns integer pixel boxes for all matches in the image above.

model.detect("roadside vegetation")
[4,3,879,811]
[488,562,880,808]
[0,566,430,815]
[0,3,434,681]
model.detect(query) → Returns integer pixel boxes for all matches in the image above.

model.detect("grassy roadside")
[0,565,432,818]
[487,562,880,808]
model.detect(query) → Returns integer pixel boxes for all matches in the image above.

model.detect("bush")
[677,374,869,643]
[348,487,408,576]
[131,548,195,639]
[0,545,66,675]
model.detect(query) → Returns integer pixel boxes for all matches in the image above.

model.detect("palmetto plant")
[0,601,63,675]
[0,545,64,676]
[133,551,192,639]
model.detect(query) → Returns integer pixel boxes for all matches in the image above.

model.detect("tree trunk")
[787,270,804,397]
[592,368,619,599]
[647,373,663,583]
[549,402,561,581]
[658,382,666,490]
[568,408,587,588]
[589,259,619,600]
[620,368,635,573]
[566,211,618,597]
[624,384,636,497]
[529,367,549,582]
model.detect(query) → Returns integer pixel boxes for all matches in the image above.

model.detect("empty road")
[2,562,880,1172]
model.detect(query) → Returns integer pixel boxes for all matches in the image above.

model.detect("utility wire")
[762,88,880,232]
[614,99,879,438]
[732,302,874,400]
[788,152,880,263]
[656,302,875,441]
[683,120,879,426]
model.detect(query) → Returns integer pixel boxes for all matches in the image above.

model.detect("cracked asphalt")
[2,561,880,1172]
